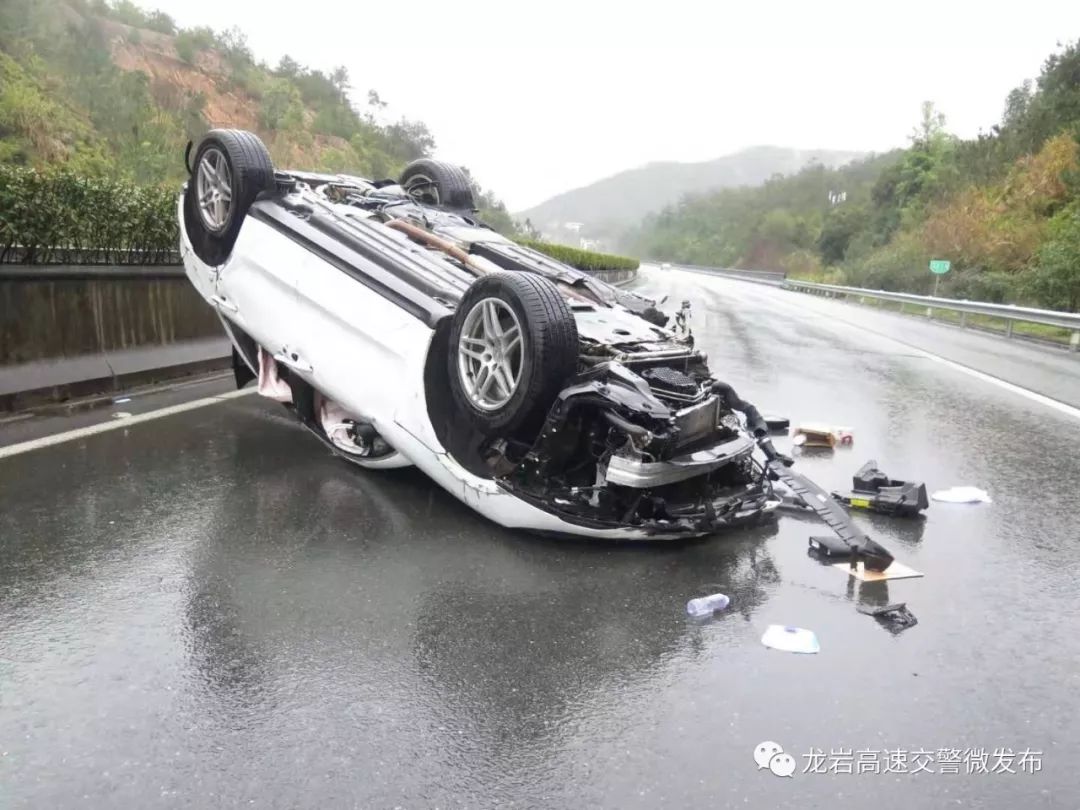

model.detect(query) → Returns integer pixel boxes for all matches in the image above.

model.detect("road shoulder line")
[762,285,1080,421]
[0,388,256,460]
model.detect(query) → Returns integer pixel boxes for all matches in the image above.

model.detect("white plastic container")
[686,593,730,617]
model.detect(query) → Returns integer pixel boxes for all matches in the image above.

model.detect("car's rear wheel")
[400,159,476,210]
[183,129,275,266]
[447,272,578,436]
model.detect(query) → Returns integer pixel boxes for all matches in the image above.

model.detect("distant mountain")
[517,147,864,239]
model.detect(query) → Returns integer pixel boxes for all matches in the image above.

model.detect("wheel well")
[423,316,495,479]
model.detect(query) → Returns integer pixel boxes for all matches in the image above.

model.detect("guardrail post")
[1006,320,1014,339]
[959,312,967,329]
[1071,331,1080,352]
[925,307,933,319]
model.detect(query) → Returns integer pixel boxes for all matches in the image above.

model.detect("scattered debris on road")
[833,560,923,581]
[764,414,790,432]
[791,423,854,448]
[686,593,730,618]
[768,461,895,571]
[761,625,820,654]
[932,486,993,504]
[857,602,919,634]
[831,459,929,517]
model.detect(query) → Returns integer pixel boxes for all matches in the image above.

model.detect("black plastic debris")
[764,414,790,432]
[808,534,855,558]
[832,460,929,518]
[857,602,919,634]
[768,461,895,572]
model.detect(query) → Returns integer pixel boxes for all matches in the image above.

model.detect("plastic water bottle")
[686,593,730,617]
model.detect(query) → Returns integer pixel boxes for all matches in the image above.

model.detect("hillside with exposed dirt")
[0,0,436,184]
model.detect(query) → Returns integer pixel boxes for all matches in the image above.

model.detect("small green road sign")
[929,259,951,274]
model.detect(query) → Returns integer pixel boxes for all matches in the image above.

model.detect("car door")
[211,216,307,376]
[289,242,434,433]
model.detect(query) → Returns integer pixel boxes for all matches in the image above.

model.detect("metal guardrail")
[1,246,181,266]
[784,279,1080,351]
[0,265,186,281]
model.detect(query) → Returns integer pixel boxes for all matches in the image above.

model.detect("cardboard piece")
[792,423,854,448]
[832,560,924,582]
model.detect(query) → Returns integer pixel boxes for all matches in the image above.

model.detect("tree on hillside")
[330,66,350,96]
[817,203,869,264]
[996,40,1080,158]
[174,26,215,64]
[260,79,303,131]
[1028,202,1080,310]
[275,55,300,79]
[912,100,947,148]
[383,119,435,163]
[868,102,958,243]
[367,90,387,110]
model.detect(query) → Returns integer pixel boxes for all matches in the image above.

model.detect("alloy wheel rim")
[196,147,233,233]
[458,298,524,410]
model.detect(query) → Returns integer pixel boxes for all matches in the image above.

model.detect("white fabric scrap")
[931,486,992,504]
[761,625,820,654]
[319,395,361,454]
[257,348,293,402]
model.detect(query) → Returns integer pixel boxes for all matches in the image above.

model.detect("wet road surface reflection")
[2,270,1078,807]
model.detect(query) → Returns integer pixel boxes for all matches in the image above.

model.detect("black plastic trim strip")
[247,202,455,328]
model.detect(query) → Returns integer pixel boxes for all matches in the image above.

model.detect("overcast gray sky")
[133,0,1079,210]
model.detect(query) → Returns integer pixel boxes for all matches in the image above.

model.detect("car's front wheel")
[447,272,578,437]
[183,129,275,266]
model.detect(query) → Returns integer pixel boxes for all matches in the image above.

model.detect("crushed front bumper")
[605,435,755,487]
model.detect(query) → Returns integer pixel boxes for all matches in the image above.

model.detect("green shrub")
[174,27,215,64]
[259,78,303,131]
[514,238,639,273]
[0,165,178,264]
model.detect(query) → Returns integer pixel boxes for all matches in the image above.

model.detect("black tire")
[447,272,578,436]
[400,159,476,210]
[183,129,275,266]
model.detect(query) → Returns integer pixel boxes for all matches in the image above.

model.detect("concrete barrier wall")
[1,273,220,366]
[590,267,638,286]
[1,268,228,407]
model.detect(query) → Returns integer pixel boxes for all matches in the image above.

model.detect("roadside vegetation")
[627,41,1080,311]
[0,0,518,232]
[516,239,639,273]
[0,165,176,263]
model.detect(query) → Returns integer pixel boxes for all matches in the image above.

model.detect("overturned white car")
[179,129,792,540]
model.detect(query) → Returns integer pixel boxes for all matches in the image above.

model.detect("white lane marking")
[909,349,1080,421]
[672,270,1080,422]
[0,389,256,460]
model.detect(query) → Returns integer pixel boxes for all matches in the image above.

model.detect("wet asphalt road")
[2,267,1079,808]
